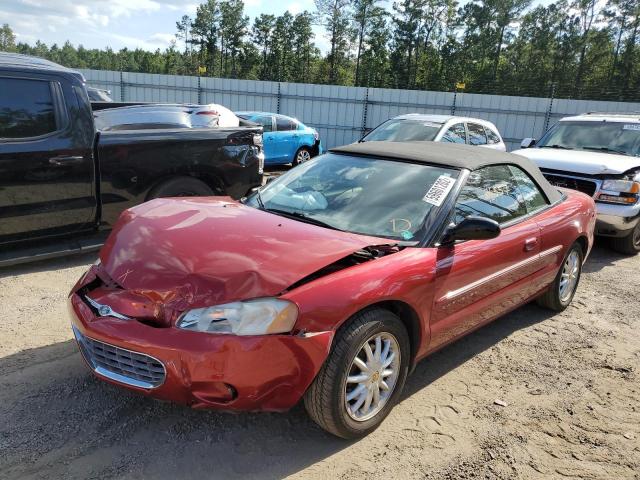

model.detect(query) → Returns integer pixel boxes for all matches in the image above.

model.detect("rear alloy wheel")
[293,147,311,166]
[536,243,583,312]
[611,222,640,255]
[147,176,215,199]
[304,308,410,439]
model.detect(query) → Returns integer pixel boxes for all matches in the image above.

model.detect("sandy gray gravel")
[1,242,638,479]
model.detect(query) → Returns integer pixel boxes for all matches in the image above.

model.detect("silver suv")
[513,112,640,254]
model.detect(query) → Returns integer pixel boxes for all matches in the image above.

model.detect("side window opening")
[0,77,58,139]
[467,123,487,146]
[508,165,550,213]
[258,116,273,132]
[454,165,528,225]
[442,123,466,144]
[485,127,501,144]
[276,116,295,132]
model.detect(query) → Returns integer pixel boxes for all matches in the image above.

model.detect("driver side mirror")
[520,137,536,149]
[441,216,501,246]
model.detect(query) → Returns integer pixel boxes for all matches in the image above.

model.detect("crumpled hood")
[98,197,390,311]
[512,148,640,176]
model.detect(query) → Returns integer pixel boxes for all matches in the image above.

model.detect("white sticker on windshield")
[423,175,456,206]
[623,124,640,131]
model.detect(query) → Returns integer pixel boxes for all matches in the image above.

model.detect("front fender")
[282,247,438,359]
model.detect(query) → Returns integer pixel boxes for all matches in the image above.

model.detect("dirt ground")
[1,241,638,480]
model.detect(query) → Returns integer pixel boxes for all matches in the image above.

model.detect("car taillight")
[196,110,219,116]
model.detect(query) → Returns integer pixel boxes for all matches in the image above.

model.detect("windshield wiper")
[255,189,265,209]
[582,146,630,156]
[539,144,571,150]
[263,208,342,231]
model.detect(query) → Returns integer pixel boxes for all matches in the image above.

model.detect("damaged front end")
[67,197,408,410]
[68,263,335,411]
[283,244,402,293]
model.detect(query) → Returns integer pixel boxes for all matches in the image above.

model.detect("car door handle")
[49,156,84,166]
[524,237,539,251]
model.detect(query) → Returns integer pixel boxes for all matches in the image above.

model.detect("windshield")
[246,153,459,241]
[87,88,112,102]
[362,119,443,142]
[538,121,640,157]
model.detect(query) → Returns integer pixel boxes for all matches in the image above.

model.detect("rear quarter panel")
[536,189,596,264]
[96,127,262,227]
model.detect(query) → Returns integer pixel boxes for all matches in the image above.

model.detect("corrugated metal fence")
[80,69,640,151]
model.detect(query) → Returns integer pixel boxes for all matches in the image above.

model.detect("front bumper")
[68,294,333,411]
[595,201,640,237]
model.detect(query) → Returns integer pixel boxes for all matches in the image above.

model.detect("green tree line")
[1,0,639,100]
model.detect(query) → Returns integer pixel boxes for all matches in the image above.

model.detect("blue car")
[236,112,323,166]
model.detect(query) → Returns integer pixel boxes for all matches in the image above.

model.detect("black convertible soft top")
[330,141,562,204]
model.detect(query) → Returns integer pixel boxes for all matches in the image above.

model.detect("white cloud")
[0,0,193,50]
[148,33,176,46]
[1,0,328,53]
[287,2,302,15]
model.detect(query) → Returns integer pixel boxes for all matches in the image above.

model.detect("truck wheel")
[293,147,311,166]
[610,223,640,255]
[304,308,410,439]
[536,243,583,312]
[147,177,215,199]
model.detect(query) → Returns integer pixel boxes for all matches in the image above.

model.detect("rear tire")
[304,308,410,439]
[147,176,214,199]
[610,223,640,255]
[536,243,583,312]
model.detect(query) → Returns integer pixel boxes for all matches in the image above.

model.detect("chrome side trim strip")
[439,245,563,302]
[540,245,563,257]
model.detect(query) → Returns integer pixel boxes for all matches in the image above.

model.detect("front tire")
[536,243,583,312]
[304,308,410,439]
[293,147,311,166]
[610,223,640,255]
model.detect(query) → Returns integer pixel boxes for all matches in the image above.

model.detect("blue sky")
[2,0,554,54]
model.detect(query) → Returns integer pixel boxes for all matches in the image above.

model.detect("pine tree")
[315,0,354,84]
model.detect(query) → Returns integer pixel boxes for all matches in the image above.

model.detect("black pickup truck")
[0,53,263,266]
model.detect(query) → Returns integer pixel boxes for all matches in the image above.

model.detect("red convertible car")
[68,142,596,438]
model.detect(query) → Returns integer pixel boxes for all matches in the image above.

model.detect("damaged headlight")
[601,179,640,193]
[598,179,640,205]
[176,298,298,336]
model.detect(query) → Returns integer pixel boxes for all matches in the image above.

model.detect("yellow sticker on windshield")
[423,175,456,206]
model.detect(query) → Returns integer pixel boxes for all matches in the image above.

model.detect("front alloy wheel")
[294,147,311,165]
[304,308,410,439]
[345,333,401,421]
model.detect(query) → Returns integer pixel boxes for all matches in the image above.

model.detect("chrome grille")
[73,326,165,389]
[543,173,600,197]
